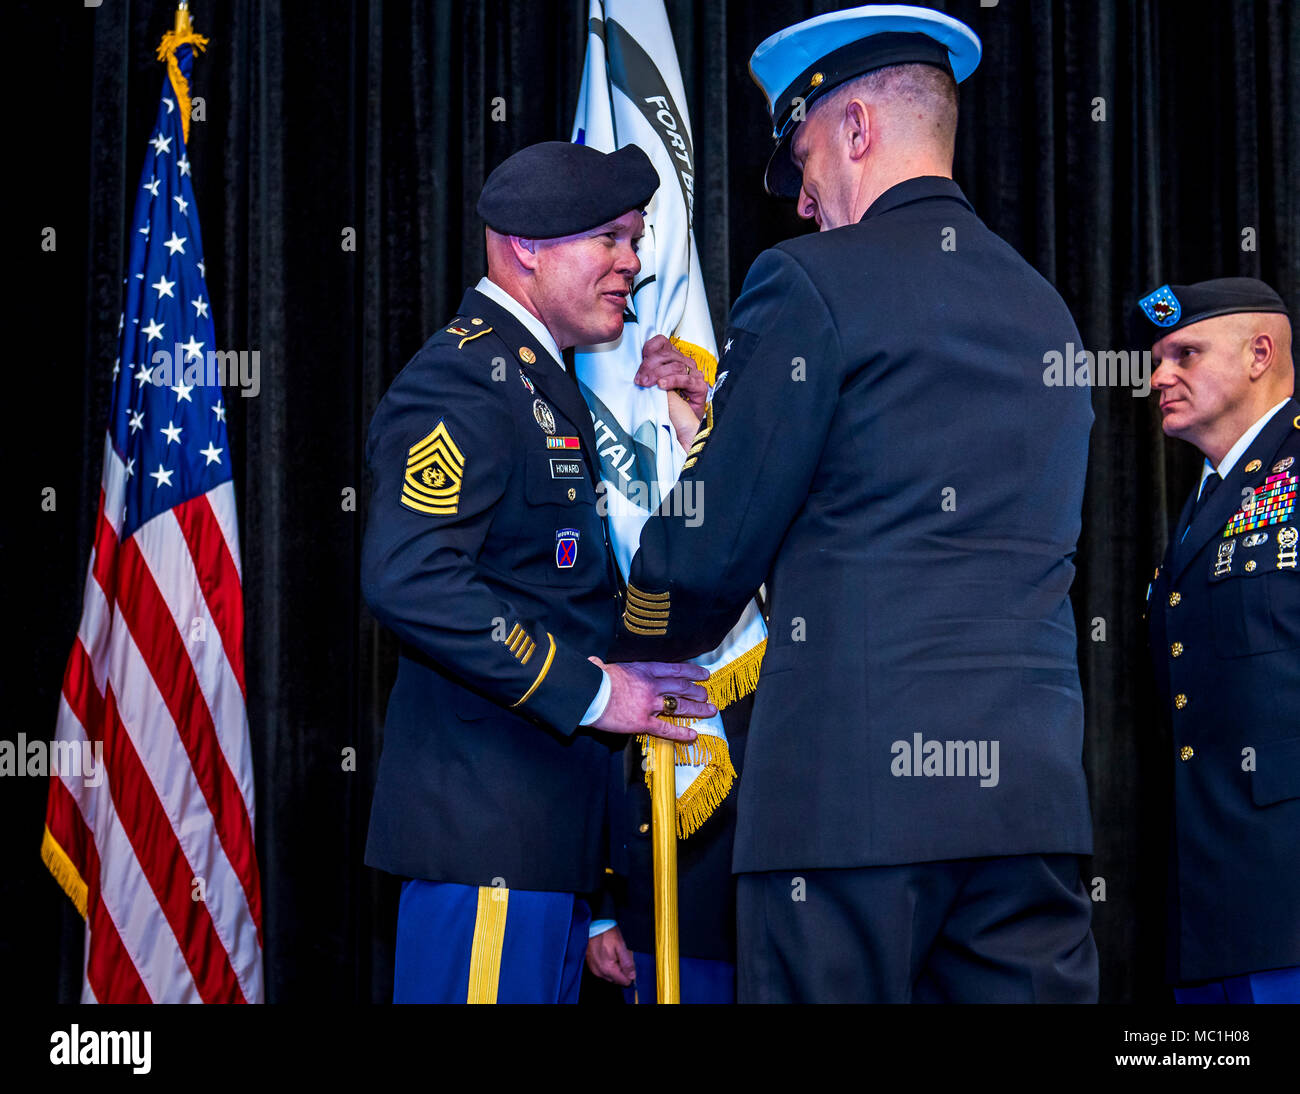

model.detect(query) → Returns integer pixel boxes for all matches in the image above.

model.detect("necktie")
[1181,472,1221,541]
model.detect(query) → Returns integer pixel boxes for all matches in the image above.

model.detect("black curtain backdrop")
[6,0,1297,1004]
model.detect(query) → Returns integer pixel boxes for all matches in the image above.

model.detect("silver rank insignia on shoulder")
[555,528,579,568]
[1278,526,1298,569]
[1214,538,1236,576]
[1274,456,1295,473]
[402,420,464,516]
[533,398,556,435]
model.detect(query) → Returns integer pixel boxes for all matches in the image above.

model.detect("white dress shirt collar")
[473,277,564,369]
[1197,398,1291,498]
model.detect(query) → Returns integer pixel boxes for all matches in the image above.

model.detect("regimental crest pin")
[533,398,556,435]
[1274,457,1295,473]
[555,527,580,569]
[1138,284,1182,327]
[519,368,535,395]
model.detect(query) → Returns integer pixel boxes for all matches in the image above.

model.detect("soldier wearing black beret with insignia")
[361,141,715,1004]
[612,5,1098,1003]
[1139,276,1300,1003]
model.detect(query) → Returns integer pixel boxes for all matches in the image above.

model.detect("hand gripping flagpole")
[650,736,680,1003]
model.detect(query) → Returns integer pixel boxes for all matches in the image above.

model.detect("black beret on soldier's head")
[1136,277,1289,341]
[476,142,659,239]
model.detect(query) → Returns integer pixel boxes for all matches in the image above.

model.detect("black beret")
[476,142,659,238]
[1136,277,1289,340]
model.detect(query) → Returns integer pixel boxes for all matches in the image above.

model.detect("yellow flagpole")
[650,736,681,1003]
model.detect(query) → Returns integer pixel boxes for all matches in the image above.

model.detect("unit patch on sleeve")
[401,419,465,516]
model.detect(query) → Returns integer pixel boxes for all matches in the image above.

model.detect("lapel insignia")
[546,436,580,449]
[1244,459,1262,473]
[1273,456,1295,473]
[1214,538,1236,576]
[1222,472,1298,538]
[1278,526,1299,569]
[401,420,464,516]
[519,347,537,365]
[555,528,579,568]
[519,369,536,395]
[533,398,556,434]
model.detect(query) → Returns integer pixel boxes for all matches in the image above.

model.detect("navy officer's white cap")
[749,4,982,198]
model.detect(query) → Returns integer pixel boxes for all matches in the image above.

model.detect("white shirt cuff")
[588,918,617,938]
[580,668,611,726]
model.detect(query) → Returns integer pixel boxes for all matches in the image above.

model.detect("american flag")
[41,32,263,1003]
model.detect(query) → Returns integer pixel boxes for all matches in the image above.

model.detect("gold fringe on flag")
[155,6,209,146]
[670,337,719,387]
[41,826,88,920]
[639,733,737,839]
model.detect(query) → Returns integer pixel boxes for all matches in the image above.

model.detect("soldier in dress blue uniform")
[360,141,715,1004]
[610,5,1099,1003]
[1139,277,1300,1004]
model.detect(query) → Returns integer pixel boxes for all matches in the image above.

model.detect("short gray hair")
[819,63,958,149]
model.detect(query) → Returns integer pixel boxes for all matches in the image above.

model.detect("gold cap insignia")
[810,72,824,87]
[519,347,537,364]
[402,420,465,516]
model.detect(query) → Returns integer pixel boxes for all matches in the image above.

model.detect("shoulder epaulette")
[443,316,493,349]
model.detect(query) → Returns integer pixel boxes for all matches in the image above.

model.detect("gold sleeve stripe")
[508,629,528,654]
[682,457,697,470]
[624,616,667,636]
[512,633,556,707]
[506,623,523,646]
[458,326,493,349]
[466,886,509,1004]
[409,422,465,465]
[625,605,670,622]
[520,640,536,665]
[400,487,457,515]
[627,585,670,602]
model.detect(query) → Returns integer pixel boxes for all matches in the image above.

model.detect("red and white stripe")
[45,435,263,1003]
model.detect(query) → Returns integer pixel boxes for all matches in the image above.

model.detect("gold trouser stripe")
[512,633,556,707]
[466,886,509,1004]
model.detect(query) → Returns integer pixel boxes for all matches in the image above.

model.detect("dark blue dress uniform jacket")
[1147,398,1300,983]
[615,176,1095,872]
[361,287,621,894]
